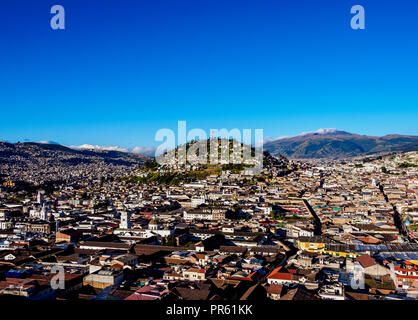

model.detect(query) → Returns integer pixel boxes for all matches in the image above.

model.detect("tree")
[144,159,159,170]
[165,235,177,247]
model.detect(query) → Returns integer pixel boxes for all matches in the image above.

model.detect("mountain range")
[2,128,418,162]
[263,129,418,159]
[0,141,149,167]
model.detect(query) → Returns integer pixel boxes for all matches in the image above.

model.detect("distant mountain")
[264,129,418,159]
[0,141,150,167]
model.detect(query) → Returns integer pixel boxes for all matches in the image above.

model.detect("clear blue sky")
[0,0,417,148]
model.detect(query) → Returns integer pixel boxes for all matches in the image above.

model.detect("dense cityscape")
[0,139,417,301]
[1,1,418,318]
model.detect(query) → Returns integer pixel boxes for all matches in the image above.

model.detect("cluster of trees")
[270,210,312,221]
[163,235,177,246]
[144,159,159,170]
[121,167,223,186]
[221,163,251,173]
[121,172,184,185]
[398,162,418,168]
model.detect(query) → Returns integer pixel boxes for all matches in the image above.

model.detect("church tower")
[40,203,48,221]
[119,211,131,229]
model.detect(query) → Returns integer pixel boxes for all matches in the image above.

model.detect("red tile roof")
[267,266,293,281]
[267,284,283,295]
[185,268,206,274]
[356,254,376,268]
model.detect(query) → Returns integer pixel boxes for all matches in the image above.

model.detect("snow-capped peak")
[70,144,129,153]
[267,128,348,143]
[300,128,339,136]
[69,144,156,156]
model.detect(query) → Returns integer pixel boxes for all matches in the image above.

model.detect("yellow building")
[3,180,15,187]
[297,237,326,253]
[323,249,359,258]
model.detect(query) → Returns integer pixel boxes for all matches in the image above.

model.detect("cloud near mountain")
[130,146,157,156]
[38,140,61,145]
[69,144,156,156]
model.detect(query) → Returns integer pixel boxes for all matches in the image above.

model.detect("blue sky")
[0,0,417,150]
